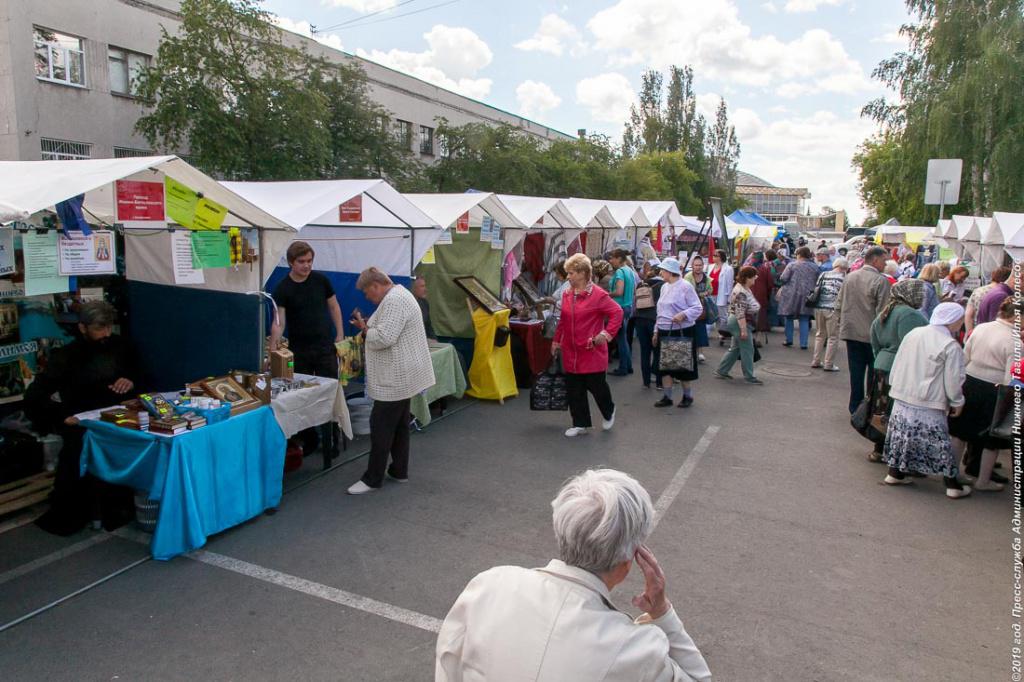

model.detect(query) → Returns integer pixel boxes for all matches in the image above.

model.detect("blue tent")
[728,209,775,226]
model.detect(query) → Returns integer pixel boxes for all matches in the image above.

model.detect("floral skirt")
[883,400,957,477]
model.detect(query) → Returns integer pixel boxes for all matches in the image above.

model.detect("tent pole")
[409,226,415,279]
[258,226,266,369]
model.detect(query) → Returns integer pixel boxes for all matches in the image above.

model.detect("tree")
[859,0,1024,217]
[617,153,701,214]
[852,135,927,225]
[705,99,741,207]
[622,70,664,157]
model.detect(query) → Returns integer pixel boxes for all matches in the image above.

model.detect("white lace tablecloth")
[270,373,353,440]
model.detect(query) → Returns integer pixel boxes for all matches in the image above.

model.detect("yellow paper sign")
[421,247,436,265]
[164,177,227,230]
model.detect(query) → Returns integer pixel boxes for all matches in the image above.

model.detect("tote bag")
[658,328,694,372]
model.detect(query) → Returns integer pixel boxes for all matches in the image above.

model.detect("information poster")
[0,229,14,276]
[456,212,470,234]
[191,231,232,269]
[491,223,503,250]
[435,229,452,246]
[171,231,204,284]
[58,230,117,275]
[165,177,227,230]
[23,231,69,296]
[421,246,436,265]
[115,180,165,222]
[339,195,362,222]
[480,216,493,242]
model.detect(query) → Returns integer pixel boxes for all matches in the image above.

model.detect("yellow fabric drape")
[466,308,518,401]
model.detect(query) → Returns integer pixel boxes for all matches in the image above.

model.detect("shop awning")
[495,195,581,230]
[403,192,524,230]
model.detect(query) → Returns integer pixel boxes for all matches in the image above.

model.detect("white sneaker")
[564,427,589,437]
[347,480,378,495]
[602,409,616,431]
[698,353,706,363]
[946,485,973,499]
[824,365,841,372]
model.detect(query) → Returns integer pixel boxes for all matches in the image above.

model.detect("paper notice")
[171,230,204,284]
[23,231,69,295]
[420,247,436,265]
[0,229,14,276]
[434,229,452,245]
[58,230,117,275]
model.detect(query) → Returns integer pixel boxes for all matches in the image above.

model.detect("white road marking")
[190,549,444,634]
[0,533,113,586]
[651,424,719,532]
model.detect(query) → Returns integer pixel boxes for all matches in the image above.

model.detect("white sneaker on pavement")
[564,427,589,437]
[347,480,378,495]
[602,409,615,431]
[698,353,706,363]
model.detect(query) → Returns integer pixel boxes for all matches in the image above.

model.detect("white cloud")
[740,111,878,224]
[732,107,764,141]
[872,27,908,46]
[272,16,345,51]
[323,0,397,11]
[696,93,722,121]
[576,73,635,124]
[516,80,562,118]
[783,0,845,12]
[762,1,779,13]
[514,14,587,57]
[586,0,874,96]
[357,25,493,100]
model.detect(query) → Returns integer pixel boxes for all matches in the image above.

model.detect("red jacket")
[554,284,624,375]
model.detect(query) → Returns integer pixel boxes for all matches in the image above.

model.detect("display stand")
[464,303,517,403]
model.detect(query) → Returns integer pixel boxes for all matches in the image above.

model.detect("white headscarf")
[929,302,964,327]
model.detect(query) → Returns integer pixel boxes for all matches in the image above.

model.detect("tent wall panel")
[418,227,502,339]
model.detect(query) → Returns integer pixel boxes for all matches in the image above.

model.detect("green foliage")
[857,0,1024,219]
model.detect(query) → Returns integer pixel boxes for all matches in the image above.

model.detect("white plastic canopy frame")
[222,179,441,278]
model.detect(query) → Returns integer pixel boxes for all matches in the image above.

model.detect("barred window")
[40,138,91,160]
[34,27,85,87]
[395,120,412,150]
[113,146,154,158]
[419,125,434,155]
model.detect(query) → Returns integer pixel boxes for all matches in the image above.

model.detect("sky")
[263,0,915,225]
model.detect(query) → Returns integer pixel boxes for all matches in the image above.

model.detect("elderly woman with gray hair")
[435,468,711,681]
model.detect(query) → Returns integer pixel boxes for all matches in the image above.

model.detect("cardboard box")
[270,349,294,379]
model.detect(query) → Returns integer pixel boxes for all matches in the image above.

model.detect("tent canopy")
[946,214,975,241]
[639,201,683,228]
[223,179,440,278]
[995,212,1024,261]
[600,200,651,229]
[562,198,620,229]
[495,194,581,229]
[0,156,290,230]
[403,192,524,230]
[728,209,774,226]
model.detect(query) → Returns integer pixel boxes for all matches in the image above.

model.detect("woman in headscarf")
[683,255,713,363]
[866,279,929,462]
[881,303,970,498]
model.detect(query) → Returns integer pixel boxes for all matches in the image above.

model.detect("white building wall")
[0,0,572,164]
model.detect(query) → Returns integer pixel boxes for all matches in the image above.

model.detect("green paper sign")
[165,177,228,230]
[191,231,231,269]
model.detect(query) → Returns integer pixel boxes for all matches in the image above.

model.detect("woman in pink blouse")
[552,253,624,438]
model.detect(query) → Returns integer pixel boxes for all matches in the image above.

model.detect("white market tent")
[222,179,441,278]
[494,194,582,255]
[994,212,1024,262]
[0,155,294,294]
[402,192,523,235]
[562,198,621,257]
[600,200,654,256]
[944,215,976,257]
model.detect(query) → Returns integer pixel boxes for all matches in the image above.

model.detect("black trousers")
[361,398,411,488]
[845,340,874,415]
[293,344,339,456]
[566,372,615,428]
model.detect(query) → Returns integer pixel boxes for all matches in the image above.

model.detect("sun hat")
[658,257,682,276]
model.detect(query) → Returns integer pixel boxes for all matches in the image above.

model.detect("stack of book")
[179,411,207,430]
[100,408,145,431]
[139,393,176,420]
[149,416,189,436]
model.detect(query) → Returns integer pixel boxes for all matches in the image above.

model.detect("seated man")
[435,468,712,681]
[26,301,139,535]
[412,275,437,340]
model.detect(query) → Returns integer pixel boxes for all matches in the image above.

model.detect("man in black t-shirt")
[270,241,344,455]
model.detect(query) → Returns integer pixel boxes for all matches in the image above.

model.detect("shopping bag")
[989,384,1019,441]
[530,353,568,411]
[658,334,694,372]
[335,336,364,386]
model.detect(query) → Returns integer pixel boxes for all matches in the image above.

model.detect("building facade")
[0,0,573,163]
[734,171,810,224]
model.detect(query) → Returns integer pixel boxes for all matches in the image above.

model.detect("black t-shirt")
[273,271,336,350]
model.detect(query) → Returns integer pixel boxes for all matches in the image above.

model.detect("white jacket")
[364,285,435,402]
[713,264,733,307]
[435,560,712,682]
[887,325,966,411]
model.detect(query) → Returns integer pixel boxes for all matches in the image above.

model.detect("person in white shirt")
[881,303,971,499]
[435,469,712,682]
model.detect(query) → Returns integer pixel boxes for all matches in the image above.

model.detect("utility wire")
[329,0,460,32]
[315,0,424,33]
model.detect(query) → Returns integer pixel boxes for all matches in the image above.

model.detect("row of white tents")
[930,214,1024,272]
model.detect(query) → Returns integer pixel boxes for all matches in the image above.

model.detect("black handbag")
[530,353,568,411]
[850,376,886,444]
[494,325,511,347]
[989,384,1020,440]
[805,273,824,306]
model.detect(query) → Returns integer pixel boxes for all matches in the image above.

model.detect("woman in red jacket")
[552,253,624,437]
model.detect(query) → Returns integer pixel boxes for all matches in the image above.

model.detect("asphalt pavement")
[0,332,1012,681]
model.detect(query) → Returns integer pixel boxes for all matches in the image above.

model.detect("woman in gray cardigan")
[776,246,820,349]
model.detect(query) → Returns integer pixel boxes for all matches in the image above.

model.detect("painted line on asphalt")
[0,532,113,587]
[651,424,720,532]
[190,549,443,634]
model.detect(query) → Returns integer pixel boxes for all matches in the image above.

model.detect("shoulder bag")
[805,272,825,306]
[989,384,1019,441]
[657,325,694,373]
[635,283,655,309]
[529,352,568,411]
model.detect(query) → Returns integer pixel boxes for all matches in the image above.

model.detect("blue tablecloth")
[80,406,286,560]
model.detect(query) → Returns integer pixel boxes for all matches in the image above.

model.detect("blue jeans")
[785,315,811,347]
[634,317,657,386]
[846,340,874,414]
[616,306,633,372]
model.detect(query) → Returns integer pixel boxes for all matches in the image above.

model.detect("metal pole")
[938,180,948,222]
[409,227,415,279]
[258,227,266,369]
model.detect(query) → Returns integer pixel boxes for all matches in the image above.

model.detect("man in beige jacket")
[835,246,891,414]
[435,469,712,681]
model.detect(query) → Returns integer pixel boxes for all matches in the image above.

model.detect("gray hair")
[863,246,888,264]
[355,266,392,290]
[884,260,899,276]
[551,469,654,574]
[832,257,849,270]
[79,300,116,327]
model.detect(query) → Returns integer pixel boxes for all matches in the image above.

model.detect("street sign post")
[925,159,962,221]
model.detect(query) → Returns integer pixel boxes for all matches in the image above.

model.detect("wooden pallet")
[0,471,54,517]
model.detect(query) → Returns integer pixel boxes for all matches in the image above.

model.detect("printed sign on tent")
[23,230,69,296]
[491,222,502,250]
[420,246,436,265]
[115,180,165,222]
[171,230,204,284]
[0,229,14,276]
[456,212,470,234]
[480,216,493,242]
[58,230,117,275]
[191,231,232,269]
[339,195,362,222]
[164,177,227,230]
[435,229,452,245]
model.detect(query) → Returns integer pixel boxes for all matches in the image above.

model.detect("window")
[41,138,91,160]
[419,125,434,155]
[114,146,153,158]
[108,47,150,96]
[394,119,412,149]
[34,27,85,87]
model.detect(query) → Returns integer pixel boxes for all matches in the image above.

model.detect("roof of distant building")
[736,171,775,187]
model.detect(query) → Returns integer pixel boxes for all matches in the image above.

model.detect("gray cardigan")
[364,285,436,402]
[836,265,892,343]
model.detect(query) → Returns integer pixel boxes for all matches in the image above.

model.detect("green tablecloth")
[410,342,467,426]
